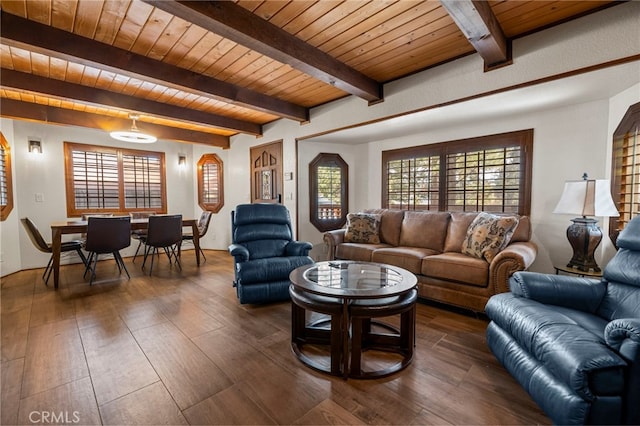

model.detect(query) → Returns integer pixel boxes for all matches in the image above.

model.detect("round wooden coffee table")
[289,260,417,379]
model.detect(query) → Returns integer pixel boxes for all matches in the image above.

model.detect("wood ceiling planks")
[0,0,622,144]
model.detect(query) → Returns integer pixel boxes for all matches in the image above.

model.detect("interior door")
[250,141,283,204]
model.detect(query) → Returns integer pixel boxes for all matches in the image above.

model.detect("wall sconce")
[28,139,42,154]
[178,155,187,167]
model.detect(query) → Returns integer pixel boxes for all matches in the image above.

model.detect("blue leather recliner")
[485,215,640,425]
[228,203,314,304]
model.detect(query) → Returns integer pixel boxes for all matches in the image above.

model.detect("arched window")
[0,132,14,221]
[198,154,224,213]
[309,153,348,232]
[610,102,640,243]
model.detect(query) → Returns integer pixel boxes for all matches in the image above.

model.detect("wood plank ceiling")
[0,0,618,148]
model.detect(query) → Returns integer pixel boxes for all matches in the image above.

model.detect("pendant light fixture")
[110,113,157,143]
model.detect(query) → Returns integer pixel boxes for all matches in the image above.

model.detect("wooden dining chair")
[142,214,183,275]
[83,216,131,285]
[20,217,87,285]
[179,210,211,261]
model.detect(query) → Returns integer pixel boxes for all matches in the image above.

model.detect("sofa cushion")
[344,213,381,244]
[443,212,478,253]
[365,209,405,246]
[511,215,531,243]
[336,243,389,262]
[422,253,488,287]
[372,246,439,275]
[462,212,519,262]
[399,211,450,252]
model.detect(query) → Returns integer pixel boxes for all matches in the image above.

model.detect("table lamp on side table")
[553,173,620,272]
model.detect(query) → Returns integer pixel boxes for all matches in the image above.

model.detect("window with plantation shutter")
[310,153,348,232]
[386,155,440,210]
[382,130,532,215]
[64,142,166,217]
[445,146,522,213]
[123,154,163,209]
[610,102,640,243]
[197,154,224,213]
[0,132,13,221]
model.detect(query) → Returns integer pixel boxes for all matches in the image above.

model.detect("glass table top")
[304,262,403,290]
[290,261,417,299]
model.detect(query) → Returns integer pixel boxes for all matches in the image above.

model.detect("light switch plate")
[35,193,44,203]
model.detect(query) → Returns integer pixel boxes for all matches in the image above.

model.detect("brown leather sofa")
[323,209,537,312]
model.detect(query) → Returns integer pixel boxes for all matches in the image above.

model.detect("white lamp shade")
[110,129,157,143]
[553,179,620,217]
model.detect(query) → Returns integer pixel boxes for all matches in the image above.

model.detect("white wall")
[329,98,614,273]
[190,144,231,251]
[0,120,203,276]
[227,2,640,271]
[1,1,639,277]
[297,142,370,260]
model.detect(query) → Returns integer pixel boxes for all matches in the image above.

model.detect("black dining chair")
[142,214,183,275]
[179,210,212,261]
[83,216,132,285]
[79,212,113,239]
[20,217,88,285]
[130,211,155,262]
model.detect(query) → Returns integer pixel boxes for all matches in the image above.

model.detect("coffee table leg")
[342,300,349,379]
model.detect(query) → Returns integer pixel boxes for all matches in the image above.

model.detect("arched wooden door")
[250,141,283,204]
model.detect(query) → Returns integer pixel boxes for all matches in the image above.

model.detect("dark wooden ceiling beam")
[440,0,511,70]
[0,98,230,148]
[144,0,383,103]
[0,11,308,122]
[0,69,262,136]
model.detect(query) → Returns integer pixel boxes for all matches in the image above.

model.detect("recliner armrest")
[228,243,249,262]
[285,241,313,256]
[509,271,606,313]
[606,318,640,352]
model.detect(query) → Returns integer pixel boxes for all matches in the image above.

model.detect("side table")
[554,264,603,278]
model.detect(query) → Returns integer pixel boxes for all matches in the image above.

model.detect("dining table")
[50,217,200,289]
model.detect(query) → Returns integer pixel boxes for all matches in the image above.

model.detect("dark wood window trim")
[610,101,640,244]
[310,153,349,232]
[64,142,167,217]
[197,153,224,213]
[0,132,14,221]
[382,129,533,215]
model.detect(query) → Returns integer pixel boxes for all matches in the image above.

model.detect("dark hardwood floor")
[1,250,550,425]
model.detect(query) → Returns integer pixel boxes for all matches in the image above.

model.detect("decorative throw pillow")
[461,213,519,262]
[344,213,381,244]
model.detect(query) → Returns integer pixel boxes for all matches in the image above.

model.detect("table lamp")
[553,173,619,272]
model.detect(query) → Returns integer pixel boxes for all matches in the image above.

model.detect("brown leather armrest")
[323,229,346,261]
[489,241,538,295]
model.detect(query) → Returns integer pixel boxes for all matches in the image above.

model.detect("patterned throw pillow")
[344,213,381,244]
[461,212,519,262]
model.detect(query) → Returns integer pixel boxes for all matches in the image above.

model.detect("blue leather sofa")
[228,203,314,304]
[486,215,640,425]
